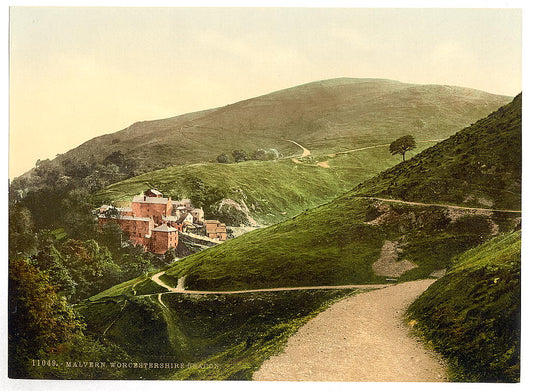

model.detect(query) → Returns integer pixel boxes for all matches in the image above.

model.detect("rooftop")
[153,223,178,233]
[146,189,163,196]
[99,214,151,222]
[132,195,170,204]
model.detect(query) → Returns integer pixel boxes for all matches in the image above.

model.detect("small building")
[131,195,173,226]
[205,220,227,241]
[98,215,154,248]
[151,223,179,254]
[144,189,163,198]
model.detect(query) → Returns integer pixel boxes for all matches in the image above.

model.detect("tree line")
[8,152,176,378]
[216,148,280,164]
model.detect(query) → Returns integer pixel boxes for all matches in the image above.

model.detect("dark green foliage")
[213,201,250,226]
[232,149,248,163]
[164,248,176,264]
[9,203,37,260]
[183,174,225,213]
[389,135,416,161]
[8,259,84,378]
[251,149,267,161]
[251,148,280,161]
[27,230,158,302]
[8,258,142,380]
[216,153,229,163]
[407,231,521,382]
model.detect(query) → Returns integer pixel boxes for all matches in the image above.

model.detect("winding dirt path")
[286,139,311,157]
[368,197,521,214]
[320,139,446,158]
[149,272,390,296]
[253,279,447,382]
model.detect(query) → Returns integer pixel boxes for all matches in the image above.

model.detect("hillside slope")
[407,231,520,382]
[80,94,521,381]
[90,94,521,296]
[354,94,521,210]
[150,94,521,291]
[92,139,442,225]
[49,78,509,174]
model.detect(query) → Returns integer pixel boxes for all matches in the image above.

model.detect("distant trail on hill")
[253,279,447,382]
[148,272,390,296]
[331,138,445,156]
[366,197,522,214]
[286,139,311,157]
[286,138,444,161]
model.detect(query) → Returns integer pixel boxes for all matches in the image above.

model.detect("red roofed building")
[205,220,227,241]
[151,223,179,254]
[97,189,221,255]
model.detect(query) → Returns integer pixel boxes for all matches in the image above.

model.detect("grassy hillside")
[407,231,520,382]
[354,94,522,210]
[47,78,509,175]
[78,288,359,380]
[79,94,521,381]
[143,94,521,291]
[92,140,440,225]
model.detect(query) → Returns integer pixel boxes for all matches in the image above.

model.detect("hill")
[79,94,521,380]
[91,139,442,225]
[407,231,520,382]
[146,94,521,291]
[353,94,521,210]
[47,78,509,175]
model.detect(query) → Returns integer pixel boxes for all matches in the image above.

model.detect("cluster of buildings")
[97,189,227,254]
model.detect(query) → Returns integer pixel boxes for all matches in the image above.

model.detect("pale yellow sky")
[9,7,522,179]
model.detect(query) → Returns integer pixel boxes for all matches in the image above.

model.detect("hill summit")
[49,78,509,175]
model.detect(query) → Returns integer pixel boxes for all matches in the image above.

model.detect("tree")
[9,259,83,377]
[9,204,37,260]
[389,135,416,162]
[252,149,266,161]
[164,248,176,264]
[216,154,229,163]
[232,150,248,163]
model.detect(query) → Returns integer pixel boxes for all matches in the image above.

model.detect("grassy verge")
[78,289,360,380]
[406,231,521,382]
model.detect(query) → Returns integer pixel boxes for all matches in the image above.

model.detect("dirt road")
[149,272,390,295]
[368,197,521,214]
[286,139,311,157]
[253,279,447,382]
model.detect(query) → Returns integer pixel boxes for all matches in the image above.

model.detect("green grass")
[406,231,521,382]
[78,289,360,380]
[142,95,521,291]
[353,94,521,211]
[91,145,428,225]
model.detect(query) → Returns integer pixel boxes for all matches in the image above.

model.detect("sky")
[8,5,522,179]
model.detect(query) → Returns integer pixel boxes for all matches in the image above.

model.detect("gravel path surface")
[253,279,447,382]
